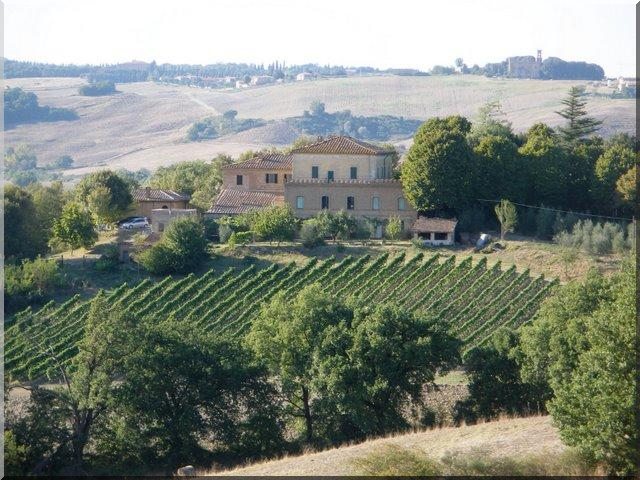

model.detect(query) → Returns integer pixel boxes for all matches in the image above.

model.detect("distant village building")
[296,72,313,81]
[506,50,542,79]
[132,187,190,219]
[250,75,275,86]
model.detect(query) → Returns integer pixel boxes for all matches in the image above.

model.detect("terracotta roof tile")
[411,216,458,233]
[222,153,293,170]
[207,189,284,215]
[290,136,390,155]
[133,188,190,202]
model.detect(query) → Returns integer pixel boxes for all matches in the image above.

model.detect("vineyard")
[5,253,557,381]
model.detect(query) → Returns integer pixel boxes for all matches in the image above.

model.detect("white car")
[120,217,150,230]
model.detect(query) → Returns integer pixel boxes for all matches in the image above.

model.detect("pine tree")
[555,86,602,143]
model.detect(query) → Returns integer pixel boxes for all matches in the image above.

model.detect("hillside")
[5,252,554,381]
[4,76,634,177]
[207,416,564,476]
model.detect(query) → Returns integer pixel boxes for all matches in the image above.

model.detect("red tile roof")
[222,153,293,170]
[411,217,458,233]
[133,188,190,202]
[207,189,284,215]
[290,136,390,155]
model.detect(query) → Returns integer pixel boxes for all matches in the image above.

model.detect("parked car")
[117,216,142,226]
[120,217,150,230]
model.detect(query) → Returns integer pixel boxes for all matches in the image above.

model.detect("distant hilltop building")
[506,50,542,79]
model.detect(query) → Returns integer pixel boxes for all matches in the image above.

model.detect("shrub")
[95,244,120,272]
[138,217,208,275]
[385,216,403,240]
[300,219,325,248]
[352,445,441,476]
[229,231,253,246]
[553,219,630,255]
[5,257,64,314]
[250,205,297,244]
[218,223,234,243]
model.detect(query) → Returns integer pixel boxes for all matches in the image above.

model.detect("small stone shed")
[411,217,457,246]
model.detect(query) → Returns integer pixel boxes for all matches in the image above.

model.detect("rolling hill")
[206,416,566,476]
[4,75,634,177]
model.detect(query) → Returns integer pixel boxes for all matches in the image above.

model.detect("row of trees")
[452,259,636,475]
[4,87,77,127]
[401,88,637,219]
[5,170,136,261]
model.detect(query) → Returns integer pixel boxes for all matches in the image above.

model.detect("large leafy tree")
[473,135,523,202]
[313,304,460,441]
[27,181,68,237]
[401,116,476,214]
[593,144,636,213]
[518,123,569,207]
[148,155,233,211]
[519,264,636,474]
[52,202,98,252]
[453,329,548,424]
[7,293,130,474]
[555,86,602,144]
[615,165,636,210]
[246,285,353,443]
[75,170,133,223]
[106,320,284,470]
[4,184,48,259]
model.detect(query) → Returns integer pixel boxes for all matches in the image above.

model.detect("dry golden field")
[5,75,634,177]
[206,416,564,476]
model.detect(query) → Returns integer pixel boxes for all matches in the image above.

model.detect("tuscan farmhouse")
[208,136,418,238]
[285,136,416,237]
[207,153,292,217]
[132,187,191,218]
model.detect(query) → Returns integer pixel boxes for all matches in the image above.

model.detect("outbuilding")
[411,217,457,246]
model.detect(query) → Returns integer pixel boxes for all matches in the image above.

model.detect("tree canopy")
[401,116,475,213]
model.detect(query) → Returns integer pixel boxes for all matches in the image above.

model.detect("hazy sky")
[3,0,636,77]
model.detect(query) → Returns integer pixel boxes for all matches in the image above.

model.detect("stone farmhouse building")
[132,187,191,218]
[207,136,418,237]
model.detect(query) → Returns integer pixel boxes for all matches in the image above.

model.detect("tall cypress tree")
[555,86,602,143]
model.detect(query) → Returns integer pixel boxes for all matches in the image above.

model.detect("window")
[296,196,305,209]
[350,167,358,179]
[347,196,355,210]
[158,222,165,232]
[311,166,319,179]
[236,175,243,185]
[265,173,278,183]
[372,196,380,210]
[434,232,448,241]
[327,170,334,181]
[397,197,406,210]
[321,195,329,209]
